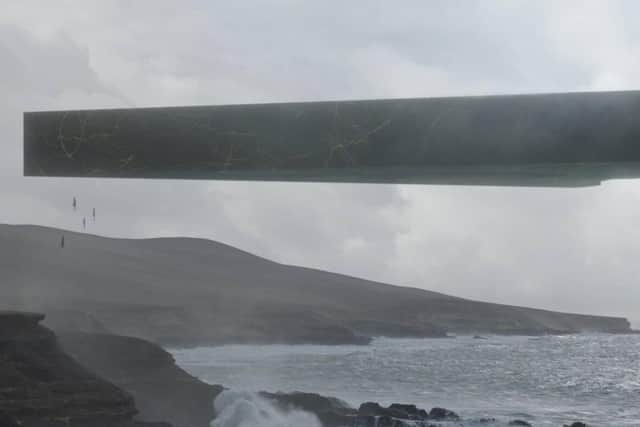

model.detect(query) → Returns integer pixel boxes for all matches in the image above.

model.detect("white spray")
[211,390,323,427]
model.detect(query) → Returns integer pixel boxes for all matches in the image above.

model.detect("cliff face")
[1,314,595,427]
[55,333,462,427]
[59,333,223,427]
[0,311,148,427]
[1,224,632,347]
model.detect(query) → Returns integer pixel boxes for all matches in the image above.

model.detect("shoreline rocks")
[59,332,223,427]
[0,310,608,427]
[0,311,161,427]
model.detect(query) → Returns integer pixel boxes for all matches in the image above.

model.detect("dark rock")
[377,415,394,427]
[429,406,460,420]
[564,423,588,427]
[334,401,455,426]
[265,396,449,427]
[316,410,354,427]
[0,413,20,427]
[59,332,223,427]
[260,391,355,427]
[262,391,353,414]
[133,423,173,427]
[509,420,533,426]
[389,403,419,416]
[0,311,140,427]
[357,401,409,419]
[359,401,386,416]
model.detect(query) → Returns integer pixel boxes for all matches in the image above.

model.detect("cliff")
[0,311,167,427]
[59,333,223,427]
[0,224,632,347]
[53,332,468,427]
[60,332,578,427]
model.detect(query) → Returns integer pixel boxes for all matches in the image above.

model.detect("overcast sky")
[2,1,640,326]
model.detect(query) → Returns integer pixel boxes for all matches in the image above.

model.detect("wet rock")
[0,413,20,427]
[358,401,387,416]
[564,423,588,427]
[263,391,353,414]
[317,410,354,427]
[270,398,450,427]
[0,311,141,427]
[134,423,173,427]
[262,390,356,425]
[358,401,439,421]
[389,403,429,419]
[60,332,222,427]
[429,406,460,420]
[509,420,533,426]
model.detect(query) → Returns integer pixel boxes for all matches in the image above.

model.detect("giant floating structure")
[23,90,640,186]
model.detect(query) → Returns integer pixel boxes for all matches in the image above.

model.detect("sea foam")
[211,390,322,427]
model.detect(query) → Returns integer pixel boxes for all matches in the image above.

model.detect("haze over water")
[172,334,640,426]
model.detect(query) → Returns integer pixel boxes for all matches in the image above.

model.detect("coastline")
[157,329,640,349]
[3,311,625,426]
[169,334,639,427]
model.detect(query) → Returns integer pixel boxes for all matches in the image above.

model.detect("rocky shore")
[0,311,166,427]
[0,310,596,427]
[58,332,222,427]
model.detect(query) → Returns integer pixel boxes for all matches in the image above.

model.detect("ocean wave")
[211,390,322,427]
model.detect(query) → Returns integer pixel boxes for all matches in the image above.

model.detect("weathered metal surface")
[23,90,640,186]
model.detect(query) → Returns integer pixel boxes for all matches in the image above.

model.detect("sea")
[170,334,640,427]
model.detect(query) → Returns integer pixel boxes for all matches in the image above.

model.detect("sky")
[1,0,640,326]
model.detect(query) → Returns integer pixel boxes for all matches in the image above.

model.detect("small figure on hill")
[92,207,96,221]
[82,217,86,230]
[72,197,77,211]
[60,235,65,248]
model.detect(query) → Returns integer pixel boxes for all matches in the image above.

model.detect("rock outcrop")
[260,391,357,426]
[0,311,161,427]
[59,332,468,427]
[261,394,463,426]
[59,333,223,427]
[50,329,605,427]
[1,310,606,427]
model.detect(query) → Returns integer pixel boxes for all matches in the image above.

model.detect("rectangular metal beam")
[23,90,640,186]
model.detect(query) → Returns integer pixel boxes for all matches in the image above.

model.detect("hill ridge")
[0,223,631,345]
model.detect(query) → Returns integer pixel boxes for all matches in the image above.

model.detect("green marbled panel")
[23,90,640,186]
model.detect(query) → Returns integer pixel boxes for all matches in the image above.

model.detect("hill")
[0,224,631,345]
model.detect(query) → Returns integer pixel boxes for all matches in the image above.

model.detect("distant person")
[60,235,65,248]
[82,217,86,230]
[72,197,77,211]
[92,207,96,221]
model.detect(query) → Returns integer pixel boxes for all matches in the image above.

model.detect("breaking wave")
[210,390,322,427]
